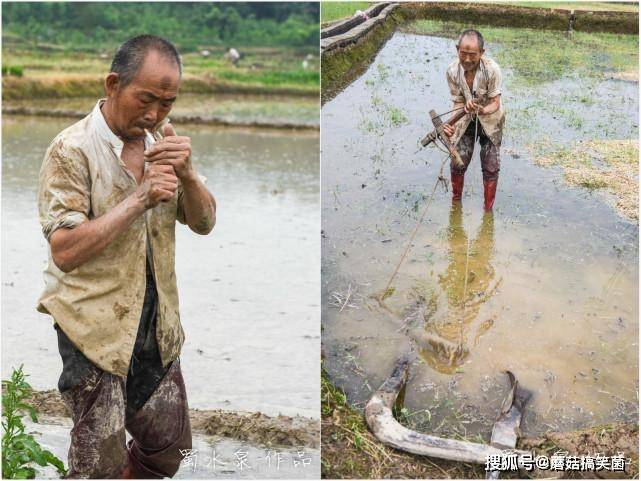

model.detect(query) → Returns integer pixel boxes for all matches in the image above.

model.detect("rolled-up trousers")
[451,118,501,182]
[55,260,191,479]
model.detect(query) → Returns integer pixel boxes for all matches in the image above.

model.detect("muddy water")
[2,115,320,419]
[4,93,319,126]
[322,32,638,436]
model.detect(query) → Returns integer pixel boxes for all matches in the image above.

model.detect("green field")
[321,1,372,23]
[2,3,319,99]
[2,45,319,99]
[507,1,638,12]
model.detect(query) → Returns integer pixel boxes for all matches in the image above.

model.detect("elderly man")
[443,29,505,211]
[37,35,216,478]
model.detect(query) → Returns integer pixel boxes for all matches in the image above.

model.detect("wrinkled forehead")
[457,35,482,53]
[129,50,181,91]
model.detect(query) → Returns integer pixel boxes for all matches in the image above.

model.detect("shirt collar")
[457,58,487,98]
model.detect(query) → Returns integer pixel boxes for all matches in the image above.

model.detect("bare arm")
[50,164,178,272]
[51,194,145,273]
[480,94,501,115]
[179,172,216,235]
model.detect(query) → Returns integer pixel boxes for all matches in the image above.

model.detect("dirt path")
[29,389,319,449]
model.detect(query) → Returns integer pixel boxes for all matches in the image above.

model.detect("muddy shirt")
[446,56,506,147]
[37,99,188,377]
[56,257,170,418]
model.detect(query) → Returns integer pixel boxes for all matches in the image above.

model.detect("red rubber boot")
[451,172,465,202]
[483,179,498,211]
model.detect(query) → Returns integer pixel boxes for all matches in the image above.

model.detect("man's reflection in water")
[411,203,499,374]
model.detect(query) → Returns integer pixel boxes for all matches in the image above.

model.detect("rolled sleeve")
[487,64,503,98]
[176,173,207,225]
[38,140,91,242]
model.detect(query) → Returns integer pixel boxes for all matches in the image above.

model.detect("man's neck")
[101,100,142,144]
[463,63,478,77]
[100,100,121,138]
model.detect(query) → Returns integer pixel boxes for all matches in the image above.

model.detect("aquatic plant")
[2,366,66,479]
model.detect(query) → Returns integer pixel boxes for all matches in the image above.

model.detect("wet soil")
[23,417,320,479]
[27,389,319,449]
[190,410,319,449]
[521,423,639,467]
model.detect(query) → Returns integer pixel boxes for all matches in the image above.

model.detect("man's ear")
[104,72,120,98]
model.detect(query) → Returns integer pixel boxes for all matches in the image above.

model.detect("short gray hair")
[457,29,484,51]
[110,35,182,87]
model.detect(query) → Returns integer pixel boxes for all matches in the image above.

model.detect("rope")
[381,99,481,347]
[380,153,451,300]
[456,103,480,355]
[458,233,471,351]
[435,106,465,118]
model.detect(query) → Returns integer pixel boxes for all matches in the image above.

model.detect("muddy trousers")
[60,361,191,478]
[451,118,501,182]
[55,260,191,478]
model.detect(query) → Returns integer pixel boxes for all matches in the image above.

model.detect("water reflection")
[412,204,497,373]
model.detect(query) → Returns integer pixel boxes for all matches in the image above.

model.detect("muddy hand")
[144,123,194,180]
[464,99,479,114]
[136,163,178,209]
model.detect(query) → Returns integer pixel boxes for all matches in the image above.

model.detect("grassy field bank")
[509,1,638,12]
[3,45,319,100]
[321,2,372,23]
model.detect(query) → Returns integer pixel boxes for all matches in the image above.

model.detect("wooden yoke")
[421,109,465,169]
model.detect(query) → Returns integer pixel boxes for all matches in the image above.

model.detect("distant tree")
[2,2,319,49]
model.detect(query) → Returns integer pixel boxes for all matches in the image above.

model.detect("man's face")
[456,36,484,73]
[107,50,180,140]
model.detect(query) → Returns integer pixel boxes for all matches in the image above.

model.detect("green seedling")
[2,366,66,479]
[381,286,396,300]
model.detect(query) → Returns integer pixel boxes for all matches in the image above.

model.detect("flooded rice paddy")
[322,31,638,437]
[4,93,319,127]
[2,114,320,419]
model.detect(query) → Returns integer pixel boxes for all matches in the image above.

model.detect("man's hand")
[144,124,194,180]
[464,98,481,114]
[143,123,216,235]
[136,163,178,209]
[443,124,455,139]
